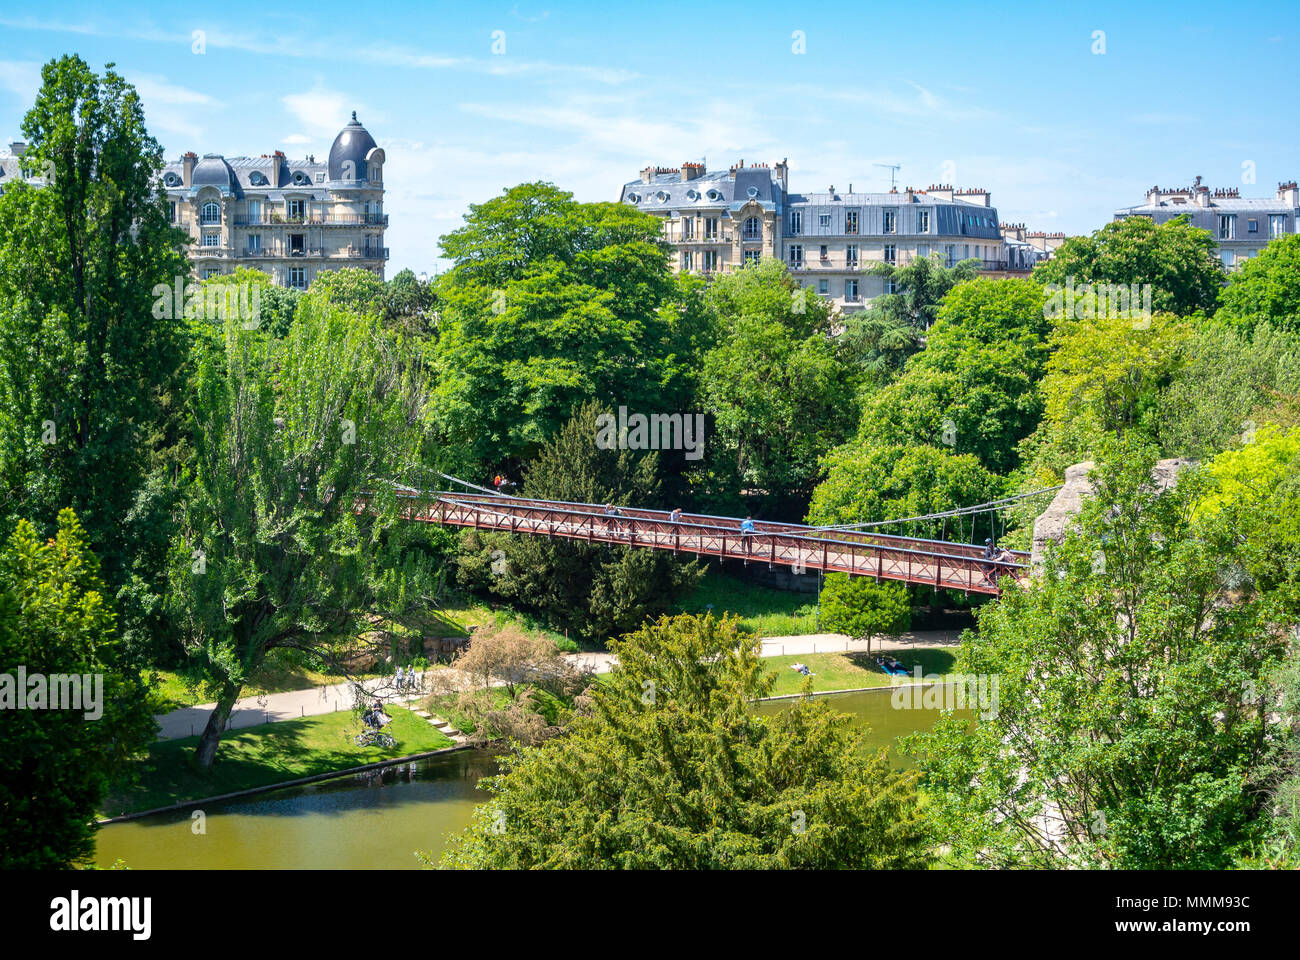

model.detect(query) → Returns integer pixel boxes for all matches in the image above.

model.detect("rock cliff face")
[1030,458,1196,570]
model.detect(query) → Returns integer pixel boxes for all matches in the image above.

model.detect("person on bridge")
[981,538,997,585]
[740,516,756,535]
[669,507,683,524]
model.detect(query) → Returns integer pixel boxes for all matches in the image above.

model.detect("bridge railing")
[414,490,1029,561]
[378,490,1026,595]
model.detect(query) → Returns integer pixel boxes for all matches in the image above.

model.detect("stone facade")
[620,160,1049,313]
[1114,177,1300,269]
[161,112,388,288]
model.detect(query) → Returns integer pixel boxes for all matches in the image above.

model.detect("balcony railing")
[232,213,389,227]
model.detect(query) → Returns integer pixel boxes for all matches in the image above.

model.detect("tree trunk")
[194,683,242,771]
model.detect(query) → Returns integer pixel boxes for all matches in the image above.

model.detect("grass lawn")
[763,647,960,698]
[672,567,821,637]
[103,707,453,817]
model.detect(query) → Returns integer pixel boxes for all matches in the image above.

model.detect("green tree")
[432,183,707,470]
[843,254,981,373]
[1217,234,1300,334]
[908,447,1287,868]
[0,55,189,656]
[819,575,911,652]
[0,510,154,868]
[1041,312,1192,442]
[1153,322,1300,461]
[700,259,857,509]
[808,442,1005,542]
[382,267,437,339]
[438,613,930,869]
[853,278,1050,474]
[303,265,387,316]
[1032,214,1224,316]
[171,301,445,769]
[457,401,703,645]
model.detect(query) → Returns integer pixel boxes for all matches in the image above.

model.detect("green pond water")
[94,687,970,869]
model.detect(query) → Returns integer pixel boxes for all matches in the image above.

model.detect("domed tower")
[324,111,388,278]
[328,111,384,184]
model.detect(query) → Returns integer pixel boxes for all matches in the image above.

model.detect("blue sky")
[1,1,1296,276]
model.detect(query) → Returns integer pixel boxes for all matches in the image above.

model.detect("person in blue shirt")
[740,516,756,534]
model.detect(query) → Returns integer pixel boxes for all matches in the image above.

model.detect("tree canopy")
[438,613,930,869]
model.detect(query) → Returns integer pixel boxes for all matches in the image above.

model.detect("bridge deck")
[388,491,1027,596]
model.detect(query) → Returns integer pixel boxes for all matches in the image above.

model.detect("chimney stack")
[640,165,655,184]
[681,161,705,181]
[1279,180,1299,206]
[8,141,26,157]
[181,151,197,188]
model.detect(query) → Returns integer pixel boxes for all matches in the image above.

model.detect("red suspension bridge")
[375,479,1038,597]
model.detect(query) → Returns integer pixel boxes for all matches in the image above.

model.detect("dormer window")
[706,189,722,202]
[656,190,670,203]
[292,171,309,185]
[746,186,759,198]
[249,171,268,186]
[163,172,182,187]
[685,189,699,201]
[626,192,640,203]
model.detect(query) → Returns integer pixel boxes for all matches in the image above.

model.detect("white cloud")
[0,60,42,113]
[282,85,356,137]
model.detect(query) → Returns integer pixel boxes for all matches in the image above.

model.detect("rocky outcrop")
[1030,458,1196,571]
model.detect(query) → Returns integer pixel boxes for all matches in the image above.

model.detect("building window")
[168,201,177,224]
[845,210,859,235]
[744,250,760,265]
[682,251,693,271]
[883,209,896,234]
[884,244,896,265]
[200,201,221,225]
[1247,218,1258,234]
[289,234,305,255]
[886,277,898,294]
[681,217,694,240]
[288,199,304,221]
[819,244,828,260]
[819,214,831,228]
[845,244,858,267]
[289,267,306,289]
[788,244,803,267]
[1218,215,1235,240]
[1271,214,1287,238]
[248,200,262,223]
[845,278,859,301]
[917,243,929,259]
[705,218,719,240]
[201,232,219,247]
[743,217,762,240]
[703,250,718,272]
[789,211,802,235]
[944,244,955,267]
[917,210,930,233]
[1220,250,1234,268]
[818,279,829,294]
[203,268,220,279]
[247,234,261,254]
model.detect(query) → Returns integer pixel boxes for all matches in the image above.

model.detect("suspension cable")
[810,485,1062,532]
